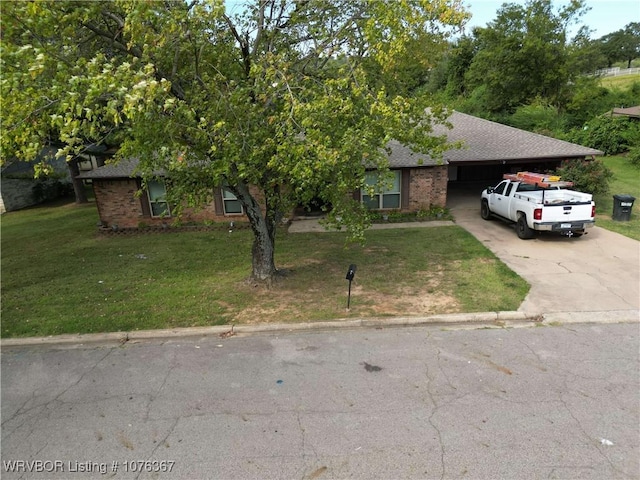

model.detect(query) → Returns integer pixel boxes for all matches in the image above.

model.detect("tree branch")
[222,13,251,77]
[252,0,266,56]
[81,20,187,101]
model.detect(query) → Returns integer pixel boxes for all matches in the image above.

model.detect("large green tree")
[599,22,640,69]
[1,0,467,282]
[463,0,589,113]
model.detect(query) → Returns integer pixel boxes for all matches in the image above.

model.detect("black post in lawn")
[346,264,357,310]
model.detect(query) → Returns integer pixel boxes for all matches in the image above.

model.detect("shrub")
[628,147,640,169]
[508,102,567,135]
[567,116,636,155]
[554,159,613,195]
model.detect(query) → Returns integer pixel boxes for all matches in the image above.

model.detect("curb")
[2,310,637,348]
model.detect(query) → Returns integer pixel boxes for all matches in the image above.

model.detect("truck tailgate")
[541,203,593,223]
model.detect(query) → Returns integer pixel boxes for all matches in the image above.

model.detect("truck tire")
[480,200,492,220]
[516,214,535,239]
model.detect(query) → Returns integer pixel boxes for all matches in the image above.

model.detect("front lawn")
[1,201,529,338]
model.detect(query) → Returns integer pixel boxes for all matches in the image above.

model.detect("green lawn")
[594,156,640,241]
[599,73,640,90]
[1,201,528,338]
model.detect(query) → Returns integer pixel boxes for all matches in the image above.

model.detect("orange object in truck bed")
[503,171,574,188]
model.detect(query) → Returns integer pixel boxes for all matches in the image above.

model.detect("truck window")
[505,183,515,196]
[517,183,538,192]
[494,181,507,195]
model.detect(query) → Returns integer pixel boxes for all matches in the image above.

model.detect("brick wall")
[94,168,448,229]
[94,179,144,228]
[93,179,266,229]
[406,166,448,210]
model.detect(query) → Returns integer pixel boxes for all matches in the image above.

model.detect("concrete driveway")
[448,186,640,315]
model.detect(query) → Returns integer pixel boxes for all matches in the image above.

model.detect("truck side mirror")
[486,187,494,194]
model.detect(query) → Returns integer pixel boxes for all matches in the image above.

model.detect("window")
[222,187,243,214]
[361,171,401,209]
[493,181,507,195]
[505,183,515,197]
[148,180,170,217]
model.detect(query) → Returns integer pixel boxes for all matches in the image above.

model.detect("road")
[2,323,638,479]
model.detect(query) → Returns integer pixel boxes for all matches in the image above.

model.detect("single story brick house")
[79,111,602,229]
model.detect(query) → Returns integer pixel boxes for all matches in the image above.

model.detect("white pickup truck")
[480,173,595,239]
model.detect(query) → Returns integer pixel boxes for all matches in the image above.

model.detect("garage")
[435,111,602,198]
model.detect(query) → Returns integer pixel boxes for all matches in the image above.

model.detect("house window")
[148,180,171,217]
[361,171,401,209]
[222,187,243,214]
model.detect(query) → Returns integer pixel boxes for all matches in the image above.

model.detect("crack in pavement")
[425,352,446,480]
[135,417,180,480]
[556,370,633,479]
[2,347,117,444]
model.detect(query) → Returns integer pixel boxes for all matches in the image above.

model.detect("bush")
[554,159,613,195]
[628,147,640,169]
[566,116,636,155]
[508,101,567,135]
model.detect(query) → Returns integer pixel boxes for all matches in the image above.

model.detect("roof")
[387,111,602,167]
[612,106,640,118]
[78,111,603,178]
[77,158,142,179]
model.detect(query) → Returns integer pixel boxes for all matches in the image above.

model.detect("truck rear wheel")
[516,215,535,239]
[480,200,492,220]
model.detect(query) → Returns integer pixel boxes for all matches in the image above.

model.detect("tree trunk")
[250,215,277,282]
[236,183,278,283]
[67,156,88,204]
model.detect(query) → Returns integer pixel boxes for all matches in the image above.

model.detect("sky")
[463,0,640,38]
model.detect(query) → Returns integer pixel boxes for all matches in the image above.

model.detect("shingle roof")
[79,111,603,178]
[77,158,142,179]
[612,106,640,118]
[387,111,603,167]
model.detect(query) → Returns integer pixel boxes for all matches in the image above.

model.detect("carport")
[434,111,603,203]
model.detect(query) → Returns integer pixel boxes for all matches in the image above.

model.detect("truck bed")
[514,188,592,205]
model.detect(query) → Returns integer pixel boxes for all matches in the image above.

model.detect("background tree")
[463,0,589,113]
[568,25,607,74]
[1,0,468,283]
[599,22,640,69]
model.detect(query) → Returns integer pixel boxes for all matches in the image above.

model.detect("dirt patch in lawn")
[232,265,460,324]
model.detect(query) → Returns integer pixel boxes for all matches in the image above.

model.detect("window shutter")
[213,187,224,215]
[352,189,361,202]
[401,170,410,209]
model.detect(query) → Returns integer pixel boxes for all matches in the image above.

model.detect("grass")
[1,201,529,338]
[594,155,640,241]
[599,74,640,90]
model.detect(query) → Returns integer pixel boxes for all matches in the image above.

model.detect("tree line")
[412,0,639,171]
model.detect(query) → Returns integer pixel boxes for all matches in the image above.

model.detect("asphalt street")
[2,322,638,479]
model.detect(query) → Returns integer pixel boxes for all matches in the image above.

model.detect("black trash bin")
[612,194,636,221]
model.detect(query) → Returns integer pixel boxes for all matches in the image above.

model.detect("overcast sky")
[463,0,640,38]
